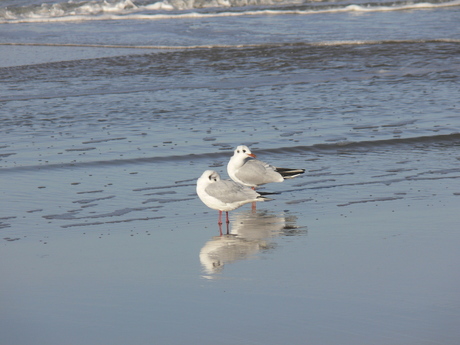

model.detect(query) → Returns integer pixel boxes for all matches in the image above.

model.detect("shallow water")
[1,0,460,344]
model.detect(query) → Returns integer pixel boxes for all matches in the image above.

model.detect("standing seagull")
[196,170,268,224]
[227,145,305,189]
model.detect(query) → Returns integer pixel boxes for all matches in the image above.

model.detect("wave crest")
[0,0,137,21]
[1,0,460,23]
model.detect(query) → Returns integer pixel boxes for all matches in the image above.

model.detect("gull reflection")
[200,210,305,277]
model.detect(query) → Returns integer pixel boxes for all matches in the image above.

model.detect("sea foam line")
[2,38,460,51]
[1,0,460,23]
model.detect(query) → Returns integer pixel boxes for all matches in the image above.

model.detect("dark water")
[1,1,460,344]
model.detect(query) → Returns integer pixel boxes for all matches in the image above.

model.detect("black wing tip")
[257,195,273,201]
[276,168,305,178]
[258,191,281,196]
[256,192,273,201]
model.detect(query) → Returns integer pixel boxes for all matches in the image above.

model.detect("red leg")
[218,210,223,225]
[226,211,230,224]
[251,187,256,212]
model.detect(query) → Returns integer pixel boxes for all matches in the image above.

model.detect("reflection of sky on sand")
[200,210,306,277]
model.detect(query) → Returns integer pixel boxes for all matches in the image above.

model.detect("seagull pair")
[197,145,305,224]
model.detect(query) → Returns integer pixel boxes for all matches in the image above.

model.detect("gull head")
[198,170,221,188]
[233,145,256,159]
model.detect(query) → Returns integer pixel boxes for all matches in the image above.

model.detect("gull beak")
[248,153,256,158]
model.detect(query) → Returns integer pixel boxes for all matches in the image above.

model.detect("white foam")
[2,38,460,51]
[1,0,459,23]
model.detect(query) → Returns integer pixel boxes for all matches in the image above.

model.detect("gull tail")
[275,167,305,179]
[256,194,273,201]
[258,191,281,196]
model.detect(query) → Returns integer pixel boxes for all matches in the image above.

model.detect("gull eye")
[242,149,246,153]
[208,175,213,181]
[237,150,240,153]
[214,178,217,182]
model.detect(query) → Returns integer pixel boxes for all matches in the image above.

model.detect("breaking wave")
[1,0,459,23]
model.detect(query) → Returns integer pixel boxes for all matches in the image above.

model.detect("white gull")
[227,145,305,189]
[196,170,267,224]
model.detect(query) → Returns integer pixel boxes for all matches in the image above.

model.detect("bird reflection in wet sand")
[200,210,306,277]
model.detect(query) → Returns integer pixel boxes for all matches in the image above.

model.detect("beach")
[1,0,460,344]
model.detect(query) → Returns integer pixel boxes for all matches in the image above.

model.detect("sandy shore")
[1,144,460,344]
[2,20,459,344]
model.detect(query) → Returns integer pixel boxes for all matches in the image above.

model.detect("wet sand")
[2,17,460,342]
[1,134,460,344]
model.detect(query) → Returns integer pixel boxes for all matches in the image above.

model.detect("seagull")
[196,170,268,224]
[227,145,305,189]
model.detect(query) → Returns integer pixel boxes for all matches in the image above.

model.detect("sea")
[1,0,460,344]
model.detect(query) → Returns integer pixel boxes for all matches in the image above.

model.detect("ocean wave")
[1,133,459,173]
[2,38,460,52]
[1,0,459,23]
[246,133,460,157]
[0,0,137,21]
